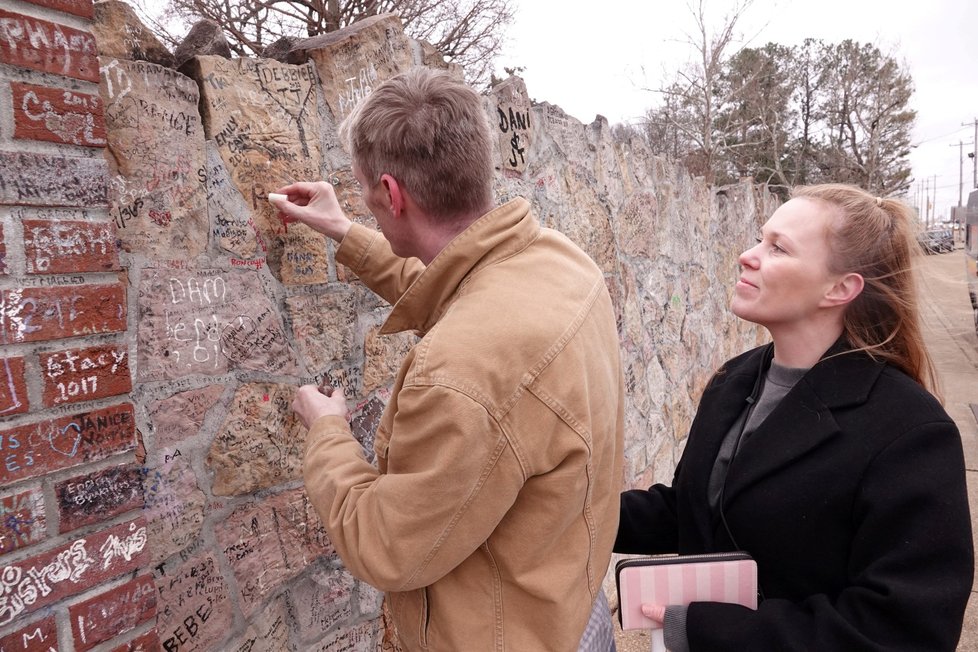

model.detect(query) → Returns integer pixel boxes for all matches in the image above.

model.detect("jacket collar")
[721,339,886,506]
[381,198,538,336]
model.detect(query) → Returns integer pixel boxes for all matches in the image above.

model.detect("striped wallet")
[615,552,758,630]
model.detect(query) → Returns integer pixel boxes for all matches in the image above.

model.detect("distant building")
[966,190,978,255]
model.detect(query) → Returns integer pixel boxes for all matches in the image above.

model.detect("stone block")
[187,55,326,285]
[55,463,145,532]
[202,143,259,259]
[357,579,383,618]
[224,597,289,652]
[0,151,107,207]
[492,76,533,173]
[0,9,99,81]
[0,403,136,484]
[0,356,29,417]
[11,82,107,148]
[108,628,161,652]
[142,457,206,563]
[99,58,207,257]
[22,218,119,274]
[0,224,6,275]
[206,383,304,496]
[173,19,231,69]
[1,283,126,344]
[214,488,334,615]
[137,268,295,381]
[22,0,93,19]
[69,574,156,651]
[40,343,131,407]
[0,615,59,651]
[349,395,385,463]
[154,551,232,652]
[286,286,358,372]
[298,14,413,121]
[0,518,149,627]
[92,0,173,66]
[0,488,46,554]
[289,565,355,645]
[309,619,378,652]
[362,324,415,394]
[148,384,223,450]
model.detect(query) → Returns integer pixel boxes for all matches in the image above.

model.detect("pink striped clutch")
[615,552,758,630]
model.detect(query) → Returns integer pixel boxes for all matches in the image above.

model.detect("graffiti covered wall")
[0,1,776,649]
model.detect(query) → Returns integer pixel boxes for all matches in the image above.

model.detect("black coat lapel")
[721,347,885,507]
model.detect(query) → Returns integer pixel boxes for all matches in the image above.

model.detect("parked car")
[918,229,953,254]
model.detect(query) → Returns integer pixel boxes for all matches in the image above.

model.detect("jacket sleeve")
[303,384,525,592]
[335,222,426,305]
[615,482,680,554]
[685,420,974,651]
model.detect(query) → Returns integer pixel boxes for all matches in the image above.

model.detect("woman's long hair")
[792,184,939,396]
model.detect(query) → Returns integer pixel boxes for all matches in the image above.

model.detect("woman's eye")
[771,243,785,254]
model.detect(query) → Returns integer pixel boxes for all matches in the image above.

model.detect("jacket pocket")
[388,587,429,649]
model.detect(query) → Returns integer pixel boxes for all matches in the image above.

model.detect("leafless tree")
[133,0,514,87]
[642,0,756,185]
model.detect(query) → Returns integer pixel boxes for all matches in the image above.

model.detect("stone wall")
[0,1,776,649]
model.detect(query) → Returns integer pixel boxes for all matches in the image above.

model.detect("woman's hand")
[641,603,666,623]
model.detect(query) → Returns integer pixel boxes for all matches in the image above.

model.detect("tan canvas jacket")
[303,198,625,651]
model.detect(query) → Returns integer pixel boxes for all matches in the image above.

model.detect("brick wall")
[0,2,773,650]
[0,0,154,650]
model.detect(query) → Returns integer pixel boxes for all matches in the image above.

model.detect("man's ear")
[823,272,864,307]
[380,174,403,218]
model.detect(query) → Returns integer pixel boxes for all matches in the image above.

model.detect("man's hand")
[270,181,353,243]
[292,384,349,429]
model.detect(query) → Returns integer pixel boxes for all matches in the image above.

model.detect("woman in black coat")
[616,184,974,651]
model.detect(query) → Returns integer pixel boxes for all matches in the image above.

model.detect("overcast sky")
[498,0,978,222]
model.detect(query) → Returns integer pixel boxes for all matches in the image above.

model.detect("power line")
[913,126,971,146]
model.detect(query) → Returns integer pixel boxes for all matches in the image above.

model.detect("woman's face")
[731,197,842,330]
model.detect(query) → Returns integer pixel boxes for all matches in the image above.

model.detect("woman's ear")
[823,272,865,307]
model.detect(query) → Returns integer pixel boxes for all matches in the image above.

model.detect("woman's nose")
[738,244,760,269]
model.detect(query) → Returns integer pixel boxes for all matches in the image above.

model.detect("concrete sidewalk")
[919,248,978,651]
[612,247,978,651]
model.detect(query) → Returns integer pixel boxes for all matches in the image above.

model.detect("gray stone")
[93,0,174,67]
[174,19,232,70]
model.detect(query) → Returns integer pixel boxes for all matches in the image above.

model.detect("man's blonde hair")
[339,67,494,221]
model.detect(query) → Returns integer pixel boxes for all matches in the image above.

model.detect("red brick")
[108,629,162,652]
[70,574,156,652]
[23,219,119,274]
[2,284,126,345]
[0,518,149,627]
[40,344,131,407]
[21,0,94,19]
[0,614,59,651]
[56,463,144,532]
[0,9,98,81]
[0,403,135,484]
[0,488,46,554]
[12,82,106,148]
[0,356,29,417]
[0,151,108,208]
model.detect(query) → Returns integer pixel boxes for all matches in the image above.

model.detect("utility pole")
[964,119,978,188]
[952,141,965,207]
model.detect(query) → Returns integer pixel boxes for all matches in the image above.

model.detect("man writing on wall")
[273,67,624,651]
